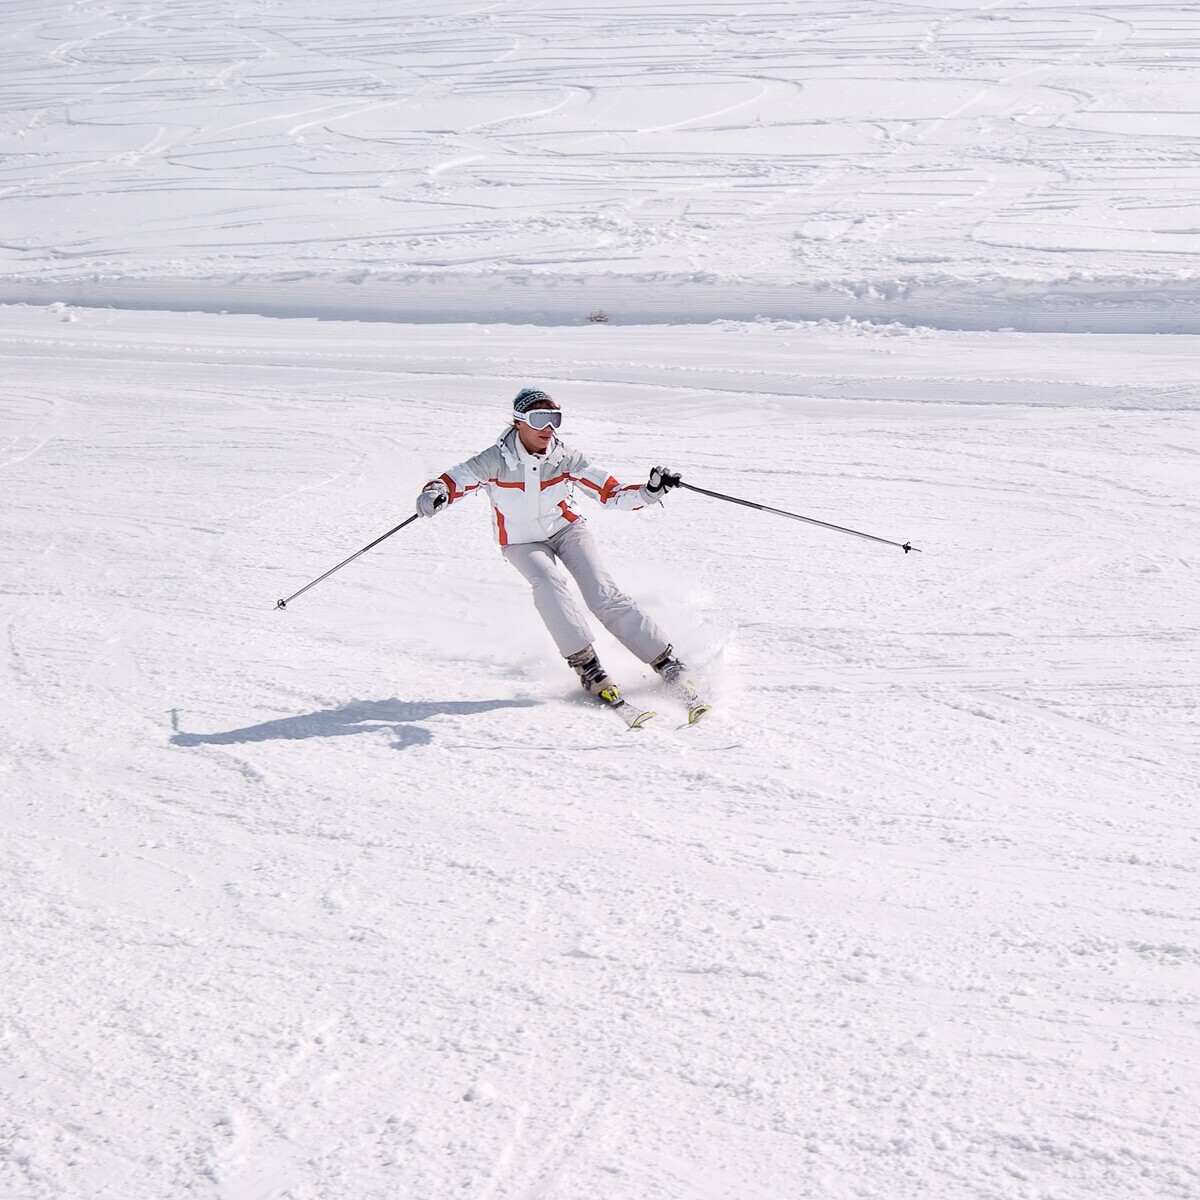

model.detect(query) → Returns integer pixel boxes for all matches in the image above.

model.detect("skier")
[415,387,706,723]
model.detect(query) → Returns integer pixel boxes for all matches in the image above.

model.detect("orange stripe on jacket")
[558,501,579,522]
[574,474,620,502]
[436,472,481,504]
[494,509,509,546]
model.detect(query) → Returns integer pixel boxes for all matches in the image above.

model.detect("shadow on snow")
[170,697,539,751]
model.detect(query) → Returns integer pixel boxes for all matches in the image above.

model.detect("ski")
[665,677,713,725]
[596,684,656,730]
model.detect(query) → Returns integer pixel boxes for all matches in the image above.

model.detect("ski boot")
[568,645,614,695]
[568,645,655,729]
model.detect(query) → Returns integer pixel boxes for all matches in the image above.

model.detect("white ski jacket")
[426,426,658,546]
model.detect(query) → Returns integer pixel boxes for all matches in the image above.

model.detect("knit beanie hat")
[513,387,555,413]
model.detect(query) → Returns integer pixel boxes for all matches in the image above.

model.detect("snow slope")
[3,2,1200,1198]
[4,306,1199,1199]
[2,0,1200,328]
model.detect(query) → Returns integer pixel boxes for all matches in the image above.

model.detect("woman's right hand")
[416,480,449,518]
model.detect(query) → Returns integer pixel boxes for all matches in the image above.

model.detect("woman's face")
[516,416,556,454]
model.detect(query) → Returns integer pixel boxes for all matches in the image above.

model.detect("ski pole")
[669,476,920,554]
[275,513,421,609]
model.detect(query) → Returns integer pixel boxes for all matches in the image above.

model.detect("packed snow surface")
[2,2,1200,1199]
[4,307,1199,1198]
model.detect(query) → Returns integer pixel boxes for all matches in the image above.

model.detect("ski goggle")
[513,408,562,430]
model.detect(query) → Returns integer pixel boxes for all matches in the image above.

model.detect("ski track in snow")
[2,2,1200,328]
[2,306,1199,1199]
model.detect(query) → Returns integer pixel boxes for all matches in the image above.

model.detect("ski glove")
[416,480,449,518]
[646,466,681,499]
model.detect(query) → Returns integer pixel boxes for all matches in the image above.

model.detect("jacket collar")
[499,425,564,470]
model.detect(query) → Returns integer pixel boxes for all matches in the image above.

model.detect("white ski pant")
[502,523,669,663]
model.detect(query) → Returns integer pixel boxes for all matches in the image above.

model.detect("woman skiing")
[416,387,707,723]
